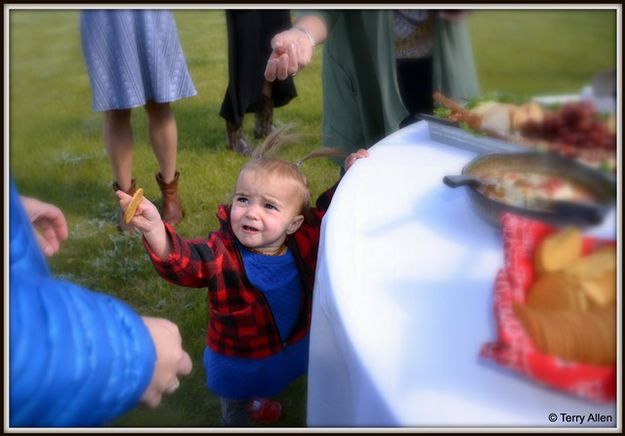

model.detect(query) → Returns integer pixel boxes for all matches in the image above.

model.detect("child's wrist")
[142,221,166,242]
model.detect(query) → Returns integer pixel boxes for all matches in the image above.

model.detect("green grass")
[469,9,616,96]
[8,8,616,428]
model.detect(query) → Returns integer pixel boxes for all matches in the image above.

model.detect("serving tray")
[419,113,526,155]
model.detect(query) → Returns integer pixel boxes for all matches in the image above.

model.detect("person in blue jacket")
[8,178,193,427]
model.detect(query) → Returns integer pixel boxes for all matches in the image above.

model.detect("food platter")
[423,92,617,176]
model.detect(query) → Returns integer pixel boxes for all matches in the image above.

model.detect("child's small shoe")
[247,398,282,424]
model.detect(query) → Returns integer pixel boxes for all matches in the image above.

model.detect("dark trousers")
[220,397,250,427]
[396,57,435,116]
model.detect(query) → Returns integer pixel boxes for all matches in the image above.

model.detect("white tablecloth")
[307,121,618,428]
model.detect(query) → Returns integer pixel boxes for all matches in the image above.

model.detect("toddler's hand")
[344,149,370,172]
[116,190,162,235]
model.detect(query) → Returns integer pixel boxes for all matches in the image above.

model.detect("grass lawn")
[7,7,617,428]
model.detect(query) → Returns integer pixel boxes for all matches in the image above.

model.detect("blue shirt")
[203,243,309,398]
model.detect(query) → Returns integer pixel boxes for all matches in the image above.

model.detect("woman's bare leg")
[145,101,177,183]
[145,101,183,225]
[104,109,134,192]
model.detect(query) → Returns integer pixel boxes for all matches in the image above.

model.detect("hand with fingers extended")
[344,149,370,172]
[140,317,193,408]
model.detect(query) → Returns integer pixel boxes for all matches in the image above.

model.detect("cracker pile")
[514,227,616,365]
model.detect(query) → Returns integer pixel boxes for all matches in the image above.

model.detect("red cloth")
[480,212,616,402]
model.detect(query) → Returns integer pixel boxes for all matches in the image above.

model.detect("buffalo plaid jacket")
[143,183,337,359]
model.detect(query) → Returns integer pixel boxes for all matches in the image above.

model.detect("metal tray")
[419,113,526,155]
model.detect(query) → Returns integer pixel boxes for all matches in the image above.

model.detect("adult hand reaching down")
[265,15,327,81]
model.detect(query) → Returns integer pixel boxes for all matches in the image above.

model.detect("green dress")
[308,11,409,161]
[432,17,480,101]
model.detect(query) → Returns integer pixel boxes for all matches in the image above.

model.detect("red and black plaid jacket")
[143,183,337,359]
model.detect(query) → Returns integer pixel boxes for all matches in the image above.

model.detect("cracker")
[580,270,616,308]
[563,246,616,308]
[564,245,616,279]
[544,309,615,365]
[534,227,583,274]
[123,188,144,224]
[540,311,568,359]
[514,304,547,350]
[514,305,615,365]
[527,272,587,311]
[587,307,616,365]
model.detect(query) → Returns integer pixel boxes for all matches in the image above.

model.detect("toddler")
[118,127,368,426]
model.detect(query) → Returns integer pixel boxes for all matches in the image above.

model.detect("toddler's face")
[230,168,304,254]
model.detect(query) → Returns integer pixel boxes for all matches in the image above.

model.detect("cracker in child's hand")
[123,188,144,224]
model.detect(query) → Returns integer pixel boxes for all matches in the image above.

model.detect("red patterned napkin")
[480,212,616,402]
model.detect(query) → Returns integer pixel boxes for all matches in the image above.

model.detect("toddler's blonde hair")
[238,125,344,218]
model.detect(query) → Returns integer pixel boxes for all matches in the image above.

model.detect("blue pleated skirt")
[80,10,197,111]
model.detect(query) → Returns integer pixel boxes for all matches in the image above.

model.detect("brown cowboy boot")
[226,121,253,156]
[254,95,274,139]
[112,178,137,232]
[156,170,184,226]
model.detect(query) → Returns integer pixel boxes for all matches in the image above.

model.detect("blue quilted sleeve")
[9,180,156,427]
